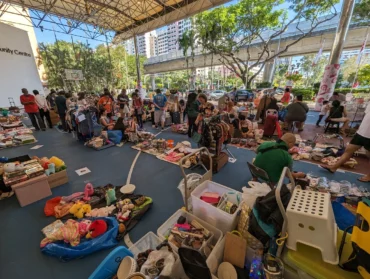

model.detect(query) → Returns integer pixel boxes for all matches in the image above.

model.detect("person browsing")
[20,88,46,131]
[33,90,52,128]
[153,89,167,130]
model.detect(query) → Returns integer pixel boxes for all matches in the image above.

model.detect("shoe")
[152,125,156,128]
[161,127,164,131]
[42,129,46,131]
[62,130,68,134]
[316,125,321,127]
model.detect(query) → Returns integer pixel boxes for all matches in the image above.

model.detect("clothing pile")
[0,127,35,148]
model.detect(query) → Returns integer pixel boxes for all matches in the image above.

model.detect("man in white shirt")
[33,90,53,128]
[321,103,370,182]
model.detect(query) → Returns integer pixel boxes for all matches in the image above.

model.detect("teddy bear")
[117,199,134,212]
[83,183,94,201]
[78,220,92,236]
[75,204,91,219]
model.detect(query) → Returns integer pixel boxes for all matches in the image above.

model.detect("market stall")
[0,127,36,149]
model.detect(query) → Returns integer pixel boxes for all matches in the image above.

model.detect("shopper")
[20,88,46,131]
[153,89,167,130]
[65,92,75,110]
[100,108,115,130]
[98,88,114,116]
[33,90,52,128]
[77,92,88,111]
[327,100,350,133]
[239,114,254,138]
[321,102,370,182]
[229,87,237,101]
[179,99,186,123]
[117,89,130,117]
[280,88,291,105]
[254,133,306,184]
[185,91,199,138]
[46,89,57,109]
[226,101,239,118]
[316,100,330,127]
[284,95,309,131]
[55,91,68,133]
[132,90,144,130]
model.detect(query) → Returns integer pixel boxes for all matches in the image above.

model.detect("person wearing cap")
[253,133,305,184]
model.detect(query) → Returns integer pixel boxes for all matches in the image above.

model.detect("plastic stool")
[286,189,338,264]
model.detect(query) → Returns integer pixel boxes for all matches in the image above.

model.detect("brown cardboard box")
[48,170,68,188]
[11,174,52,207]
[49,110,59,125]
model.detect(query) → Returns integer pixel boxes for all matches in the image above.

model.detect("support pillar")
[151,75,156,90]
[262,62,274,83]
[190,68,196,90]
[133,35,142,98]
[315,0,355,110]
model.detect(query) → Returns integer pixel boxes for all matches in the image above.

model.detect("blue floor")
[0,121,368,279]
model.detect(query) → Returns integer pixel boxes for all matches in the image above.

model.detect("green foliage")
[353,0,370,23]
[286,73,303,82]
[178,28,196,89]
[39,41,145,91]
[194,0,338,87]
[273,64,289,87]
[341,56,357,83]
[291,88,314,100]
[299,54,328,86]
[357,64,370,86]
[256,82,272,88]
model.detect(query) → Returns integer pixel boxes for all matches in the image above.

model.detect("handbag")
[191,132,202,143]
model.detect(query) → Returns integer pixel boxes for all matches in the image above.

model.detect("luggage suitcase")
[201,152,228,173]
[263,115,277,137]
[172,111,181,124]
[165,116,172,126]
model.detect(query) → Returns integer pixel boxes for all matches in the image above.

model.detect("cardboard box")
[11,174,52,207]
[48,170,68,188]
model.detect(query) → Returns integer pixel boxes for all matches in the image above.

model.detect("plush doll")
[45,163,56,176]
[78,220,92,236]
[116,210,131,222]
[86,219,107,239]
[4,162,24,173]
[105,187,116,206]
[69,201,84,216]
[83,183,94,201]
[85,205,115,217]
[75,204,91,219]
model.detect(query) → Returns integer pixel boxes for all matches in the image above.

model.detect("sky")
[33,0,342,48]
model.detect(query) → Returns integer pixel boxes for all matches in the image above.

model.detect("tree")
[353,0,370,24]
[273,63,288,87]
[341,56,358,83]
[299,54,328,87]
[195,0,338,88]
[357,64,370,86]
[178,29,196,89]
[39,40,145,91]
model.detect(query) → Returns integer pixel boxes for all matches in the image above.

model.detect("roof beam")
[37,0,58,27]
[85,0,137,22]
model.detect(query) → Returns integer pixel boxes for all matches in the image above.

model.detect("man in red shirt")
[20,88,46,131]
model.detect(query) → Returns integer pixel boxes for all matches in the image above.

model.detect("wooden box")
[48,170,68,188]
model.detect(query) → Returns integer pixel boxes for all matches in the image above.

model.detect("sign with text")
[65,69,84,80]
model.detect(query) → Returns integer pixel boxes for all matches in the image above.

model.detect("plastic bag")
[41,217,119,261]
[329,181,341,194]
[242,185,270,208]
[339,180,351,195]
[140,249,176,277]
[107,130,123,144]
[317,177,329,190]
[178,173,202,210]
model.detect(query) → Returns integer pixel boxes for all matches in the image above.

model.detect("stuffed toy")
[78,220,92,236]
[40,219,80,248]
[45,163,56,176]
[134,196,146,206]
[105,187,116,206]
[49,156,66,171]
[118,223,126,234]
[83,183,94,201]
[4,162,24,173]
[69,201,84,216]
[116,210,131,222]
[75,204,91,219]
[86,219,107,239]
[85,205,115,217]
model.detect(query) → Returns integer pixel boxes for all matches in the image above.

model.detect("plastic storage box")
[157,209,223,255]
[191,180,242,233]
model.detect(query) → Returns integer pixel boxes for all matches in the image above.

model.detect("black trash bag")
[178,248,212,279]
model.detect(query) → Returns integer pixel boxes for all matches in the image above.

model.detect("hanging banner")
[314,64,340,111]
[65,69,84,80]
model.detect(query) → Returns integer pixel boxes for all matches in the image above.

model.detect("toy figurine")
[105,186,116,206]
[83,183,94,201]
[45,163,55,176]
